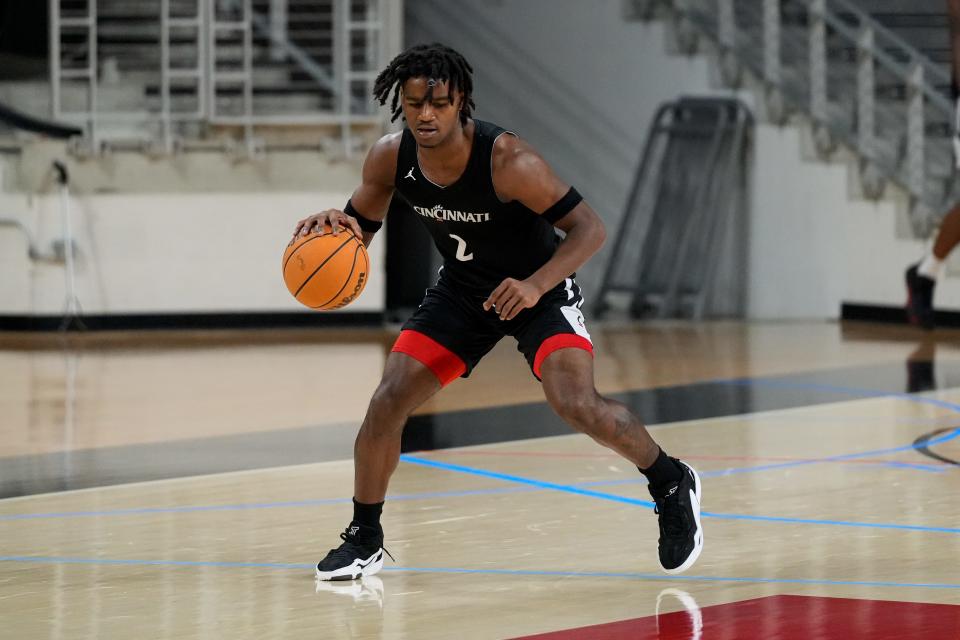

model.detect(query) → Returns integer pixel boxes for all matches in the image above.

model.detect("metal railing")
[49,0,401,154]
[595,97,753,319]
[643,0,955,233]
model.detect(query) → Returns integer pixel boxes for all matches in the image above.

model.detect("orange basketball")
[282,227,369,310]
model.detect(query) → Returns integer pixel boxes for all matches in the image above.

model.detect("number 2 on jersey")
[449,234,474,262]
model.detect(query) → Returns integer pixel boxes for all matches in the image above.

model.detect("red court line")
[420,449,948,467]
[509,595,960,640]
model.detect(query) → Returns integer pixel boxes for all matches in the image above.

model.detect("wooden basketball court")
[2,321,959,638]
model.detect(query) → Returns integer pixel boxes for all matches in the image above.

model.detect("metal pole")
[334,0,351,156]
[762,0,780,85]
[366,0,379,109]
[195,0,206,122]
[659,103,730,318]
[809,0,827,123]
[89,0,99,151]
[595,103,672,317]
[906,62,926,200]
[205,0,216,122]
[49,0,61,121]
[856,26,875,160]
[161,0,172,153]
[269,0,287,61]
[717,0,735,51]
[243,0,255,154]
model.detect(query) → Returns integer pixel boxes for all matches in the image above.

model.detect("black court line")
[913,428,960,467]
[1,359,957,499]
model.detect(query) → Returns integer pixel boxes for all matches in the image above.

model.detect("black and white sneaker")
[315,523,392,581]
[649,459,703,574]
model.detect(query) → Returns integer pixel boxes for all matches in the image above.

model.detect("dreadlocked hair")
[373,43,475,125]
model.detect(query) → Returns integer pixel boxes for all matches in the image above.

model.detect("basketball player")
[292,43,703,580]
[905,0,960,329]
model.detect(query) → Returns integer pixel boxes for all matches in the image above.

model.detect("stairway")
[636,0,955,236]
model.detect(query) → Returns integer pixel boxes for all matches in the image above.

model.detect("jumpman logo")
[404,167,416,181]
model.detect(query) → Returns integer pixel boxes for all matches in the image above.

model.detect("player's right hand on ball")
[291,209,362,242]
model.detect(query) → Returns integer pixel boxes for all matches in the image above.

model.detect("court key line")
[0,555,957,591]
[2,428,957,523]
[394,377,960,533]
[716,377,960,413]
[398,434,960,536]
[2,379,957,523]
[427,450,949,473]
[2,377,959,590]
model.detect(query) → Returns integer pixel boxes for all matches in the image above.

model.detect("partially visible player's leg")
[906,80,960,329]
[318,277,499,582]
[538,348,657,467]
[316,350,446,582]
[539,348,703,574]
[511,278,702,573]
[932,203,960,261]
[354,349,444,504]
[906,203,960,330]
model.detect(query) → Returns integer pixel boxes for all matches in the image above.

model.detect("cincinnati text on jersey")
[413,204,492,223]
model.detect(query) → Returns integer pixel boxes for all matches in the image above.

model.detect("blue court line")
[393,381,960,504]
[399,454,960,534]
[582,459,948,487]
[400,454,656,507]
[700,460,947,475]
[405,421,960,496]
[3,428,956,523]
[2,378,956,523]
[0,453,931,521]
[688,426,960,478]
[0,555,957,590]
[718,377,960,413]
[871,461,949,472]
[696,511,960,533]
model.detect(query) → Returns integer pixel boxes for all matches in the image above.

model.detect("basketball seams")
[283,229,368,310]
[336,237,370,310]
[282,233,323,274]
[314,243,362,309]
[292,235,357,298]
[283,228,360,280]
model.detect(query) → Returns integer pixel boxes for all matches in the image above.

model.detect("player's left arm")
[484,136,606,321]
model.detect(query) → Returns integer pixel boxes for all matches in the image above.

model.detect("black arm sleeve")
[541,187,583,224]
[344,200,383,233]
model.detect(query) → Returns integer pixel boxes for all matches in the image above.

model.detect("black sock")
[638,448,683,491]
[352,498,384,532]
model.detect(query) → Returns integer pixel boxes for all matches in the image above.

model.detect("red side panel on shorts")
[391,329,466,387]
[533,334,594,378]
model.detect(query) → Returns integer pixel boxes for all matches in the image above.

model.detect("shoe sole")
[315,548,384,582]
[662,463,703,575]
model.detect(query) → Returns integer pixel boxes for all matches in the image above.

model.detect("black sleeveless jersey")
[393,119,561,294]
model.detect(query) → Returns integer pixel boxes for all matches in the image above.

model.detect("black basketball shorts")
[391,274,593,386]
